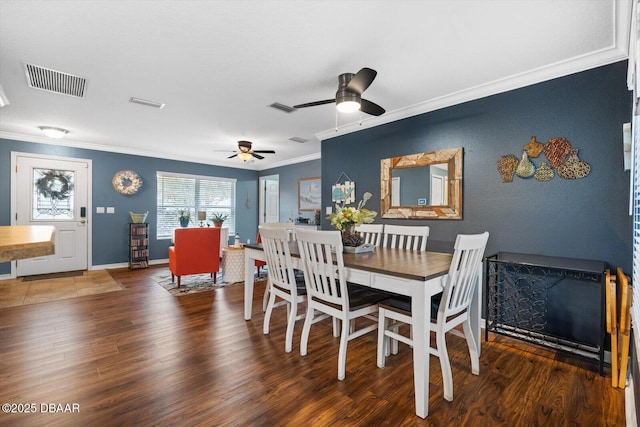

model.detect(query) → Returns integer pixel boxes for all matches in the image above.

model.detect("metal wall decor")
[497,136,590,183]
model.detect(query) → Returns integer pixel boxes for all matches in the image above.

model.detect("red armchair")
[169,227,221,288]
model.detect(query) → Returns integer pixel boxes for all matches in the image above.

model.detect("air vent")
[129,97,165,109]
[289,136,308,143]
[24,63,87,98]
[270,102,296,113]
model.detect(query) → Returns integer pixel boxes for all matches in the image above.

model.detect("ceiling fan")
[293,67,385,116]
[221,140,276,161]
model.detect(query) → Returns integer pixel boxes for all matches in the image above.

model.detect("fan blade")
[227,153,238,159]
[346,68,377,94]
[360,99,385,116]
[252,153,265,160]
[293,99,335,109]
[252,150,276,154]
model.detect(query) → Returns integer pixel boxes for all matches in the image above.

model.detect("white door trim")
[259,174,279,224]
[10,151,93,279]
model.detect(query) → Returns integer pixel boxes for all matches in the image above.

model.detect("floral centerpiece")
[328,192,377,247]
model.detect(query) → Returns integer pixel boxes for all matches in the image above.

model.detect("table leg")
[412,281,428,418]
[244,250,255,320]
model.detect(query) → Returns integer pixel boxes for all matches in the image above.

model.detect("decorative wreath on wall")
[112,170,143,195]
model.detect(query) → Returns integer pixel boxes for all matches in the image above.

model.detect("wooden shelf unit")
[129,223,149,269]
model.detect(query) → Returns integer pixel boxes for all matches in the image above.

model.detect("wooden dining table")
[0,225,55,262]
[243,242,483,419]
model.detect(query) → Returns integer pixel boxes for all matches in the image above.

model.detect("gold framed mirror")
[381,147,462,219]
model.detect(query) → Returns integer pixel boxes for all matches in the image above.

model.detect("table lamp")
[197,211,207,227]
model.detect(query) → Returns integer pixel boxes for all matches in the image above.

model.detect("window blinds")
[156,171,236,239]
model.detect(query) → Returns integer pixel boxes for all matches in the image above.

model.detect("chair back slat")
[441,232,489,318]
[355,223,384,246]
[260,222,297,241]
[382,225,429,251]
[260,227,298,294]
[296,229,347,308]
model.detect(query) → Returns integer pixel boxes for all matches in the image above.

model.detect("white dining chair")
[355,223,384,246]
[260,226,307,353]
[382,224,430,251]
[295,228,387,380]
[259,222,298,311]
[376,231,489,402]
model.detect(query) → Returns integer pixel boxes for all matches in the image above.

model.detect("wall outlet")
[325,206,332,215]
[96,207,105,214]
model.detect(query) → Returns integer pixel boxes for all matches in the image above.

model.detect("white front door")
[14,154,90,276]
[259,175,279,224]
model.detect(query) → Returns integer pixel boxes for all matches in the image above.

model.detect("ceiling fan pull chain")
[335,110,338,132]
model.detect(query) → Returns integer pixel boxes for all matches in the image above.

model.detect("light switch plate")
[325,206,332,215]
[106,207,115,214]
[96,207,105,214]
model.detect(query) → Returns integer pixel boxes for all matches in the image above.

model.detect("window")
[156,171,236,239]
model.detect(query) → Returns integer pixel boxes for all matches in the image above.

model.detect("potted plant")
[211,212,228,228]
[178,209,191,227]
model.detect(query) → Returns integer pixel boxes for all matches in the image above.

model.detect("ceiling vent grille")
[289,136,308,143]
[24,63,87,98]
[129,97,165,109]
[270,102,296,113]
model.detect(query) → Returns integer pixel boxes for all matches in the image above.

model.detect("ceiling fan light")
[39,126,69,139]
[336,100,360,113]
[238,151,252,161]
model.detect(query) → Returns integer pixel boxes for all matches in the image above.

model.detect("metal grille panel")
[24,63,87,98]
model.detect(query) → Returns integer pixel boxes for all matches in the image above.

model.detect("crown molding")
[317,0,631,141]
[0,131,265,171]
[255,152,321,171]
[0,131,320,171]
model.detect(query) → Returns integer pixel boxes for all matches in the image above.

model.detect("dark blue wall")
[321,61,632,271]
[260,159,322,223]
[0,139,259,273]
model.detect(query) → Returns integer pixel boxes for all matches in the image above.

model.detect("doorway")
[259,175,279,224]
[11,152,92,277]
[430,174,445,205]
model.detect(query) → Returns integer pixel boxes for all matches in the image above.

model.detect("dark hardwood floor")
[0,265,625,426]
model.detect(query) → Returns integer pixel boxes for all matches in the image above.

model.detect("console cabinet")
[129,223,149,269]
[485,252,606,373]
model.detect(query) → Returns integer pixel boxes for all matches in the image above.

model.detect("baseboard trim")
[91,258,168,271]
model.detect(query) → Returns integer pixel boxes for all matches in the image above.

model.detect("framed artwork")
[298,177,321,211]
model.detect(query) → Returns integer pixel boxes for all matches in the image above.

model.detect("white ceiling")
[0,0,631,171]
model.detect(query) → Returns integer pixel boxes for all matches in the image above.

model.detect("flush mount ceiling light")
[39,126,69,139]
